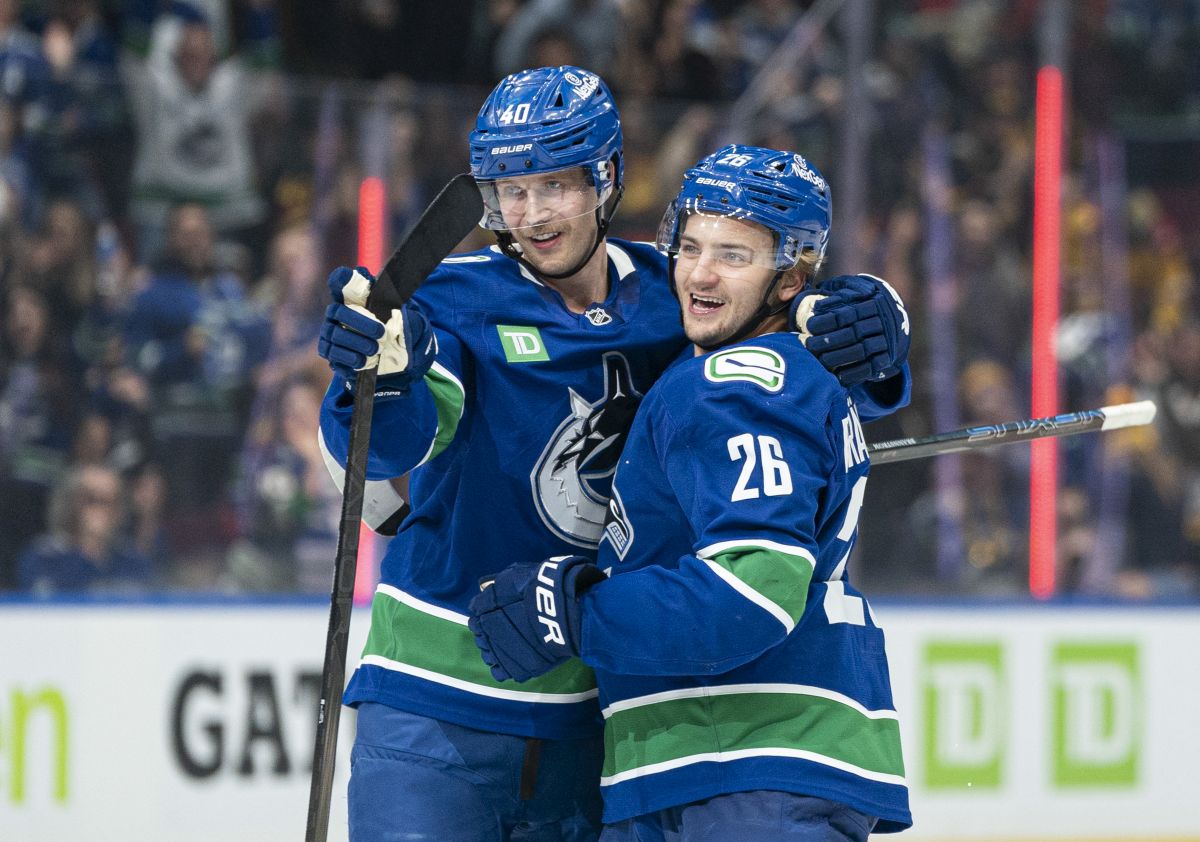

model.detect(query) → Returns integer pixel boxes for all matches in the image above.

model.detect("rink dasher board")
[0,599,1198,842]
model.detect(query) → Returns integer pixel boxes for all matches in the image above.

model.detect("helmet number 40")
[499,103,531,124]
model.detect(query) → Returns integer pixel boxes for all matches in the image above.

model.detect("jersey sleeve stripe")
[697,540,816,628]
[416,360,466,466]
[318,430,408,531]
[698,538,816,563]
[701,559,797,633]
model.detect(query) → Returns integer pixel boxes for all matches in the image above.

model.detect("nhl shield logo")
[584,307,613,326]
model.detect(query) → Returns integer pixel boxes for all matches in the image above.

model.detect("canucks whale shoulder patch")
[704,346,786,393]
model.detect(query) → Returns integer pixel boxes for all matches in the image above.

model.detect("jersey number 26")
[727,433,793,501]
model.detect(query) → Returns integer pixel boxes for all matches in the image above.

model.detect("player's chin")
[683,320,723,349]
[522,241,584,275]
[521,252,565,276]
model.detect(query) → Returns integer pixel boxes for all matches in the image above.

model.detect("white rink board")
[879,605,1200,841]
[0,602,367,842]
[1,601,1199,841]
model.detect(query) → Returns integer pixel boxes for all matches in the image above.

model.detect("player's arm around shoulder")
[791,273,913,421]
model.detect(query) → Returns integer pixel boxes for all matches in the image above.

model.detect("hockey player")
[318,67,911,840]
[469,145,912,840]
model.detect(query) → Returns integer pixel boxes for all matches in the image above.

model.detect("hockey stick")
[868,400,1156,465]
[306,174,483,842]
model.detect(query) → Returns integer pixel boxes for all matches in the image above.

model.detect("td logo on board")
[920,639,1141,791]
[1052,642,1139,787]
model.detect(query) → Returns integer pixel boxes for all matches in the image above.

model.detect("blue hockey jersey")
[319,238,912,742]
[583,331,912,830]
[320,240,684,738]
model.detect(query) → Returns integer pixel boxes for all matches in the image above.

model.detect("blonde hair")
[783,248,825,290]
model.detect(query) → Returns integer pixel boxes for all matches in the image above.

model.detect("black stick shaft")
[305,367,377,842]
[303,174,482,842]
[868,401,1155,465]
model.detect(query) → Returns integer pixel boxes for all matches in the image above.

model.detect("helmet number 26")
[499,103,532,124]
[717,153,753,168]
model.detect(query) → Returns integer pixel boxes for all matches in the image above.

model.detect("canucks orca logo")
[602,486,633,560]
[532,352,642,547]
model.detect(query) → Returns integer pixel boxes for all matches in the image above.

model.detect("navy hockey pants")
[348,702,604,841]
[599,791,876,842]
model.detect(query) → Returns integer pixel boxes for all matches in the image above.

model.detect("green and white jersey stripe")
[357,584,597,703]
[599,683,904,786]
[697,539,816,631]
[416,361,467,467]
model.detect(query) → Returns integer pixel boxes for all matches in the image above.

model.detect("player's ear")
[776,267,808,303]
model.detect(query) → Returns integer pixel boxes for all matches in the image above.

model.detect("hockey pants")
[599,790,877,841]
[348,702,604,841]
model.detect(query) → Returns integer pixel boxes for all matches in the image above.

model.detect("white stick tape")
[1099,400,1157,431]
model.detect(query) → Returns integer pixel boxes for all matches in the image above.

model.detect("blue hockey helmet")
[470,66,623,233]
[656,144,831,271]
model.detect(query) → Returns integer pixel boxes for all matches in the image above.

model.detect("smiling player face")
[673,213,796,349]
[492,168,602,278]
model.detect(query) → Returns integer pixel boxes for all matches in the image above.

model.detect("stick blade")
[1099,400,1157,431]
[371,173,484,314]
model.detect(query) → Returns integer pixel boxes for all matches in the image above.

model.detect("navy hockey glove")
[791,273,911,387]
[317,266,436,395]
[468,556,606,683]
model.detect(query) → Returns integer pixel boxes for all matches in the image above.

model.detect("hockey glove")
[468,555,607,683]
[317,266,436,396]
[791,273,911,388]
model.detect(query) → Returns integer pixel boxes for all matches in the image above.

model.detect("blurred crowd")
[0,0,1197,599]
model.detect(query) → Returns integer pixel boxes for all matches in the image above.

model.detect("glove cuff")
[534,556,605,656]
[564,559,607,597]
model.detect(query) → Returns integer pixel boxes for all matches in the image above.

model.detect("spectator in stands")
[128,460,169,564]
[250,223,327,395]
[727,0,803,93]
[637,0,724,102]
[0,100,32,233]
[1125,320,1200,596]
[122,10,266,261]
[0,283,80,589]
[1108,348,1196,600]
[122,202,270,564]
[29,1,128,221]
[25,197,96,332]
[0,0,50,224]
[493,0,624,77]
[954,197,1030,366]
[227,377,338,592]
[17,463,154,594]
[903,359,1030,595]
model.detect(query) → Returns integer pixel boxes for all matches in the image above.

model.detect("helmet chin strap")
[670,256,792,352]
[499,187,624,282]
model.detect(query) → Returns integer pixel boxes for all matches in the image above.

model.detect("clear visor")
[477,166,610,232]
[656,204,795,272]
